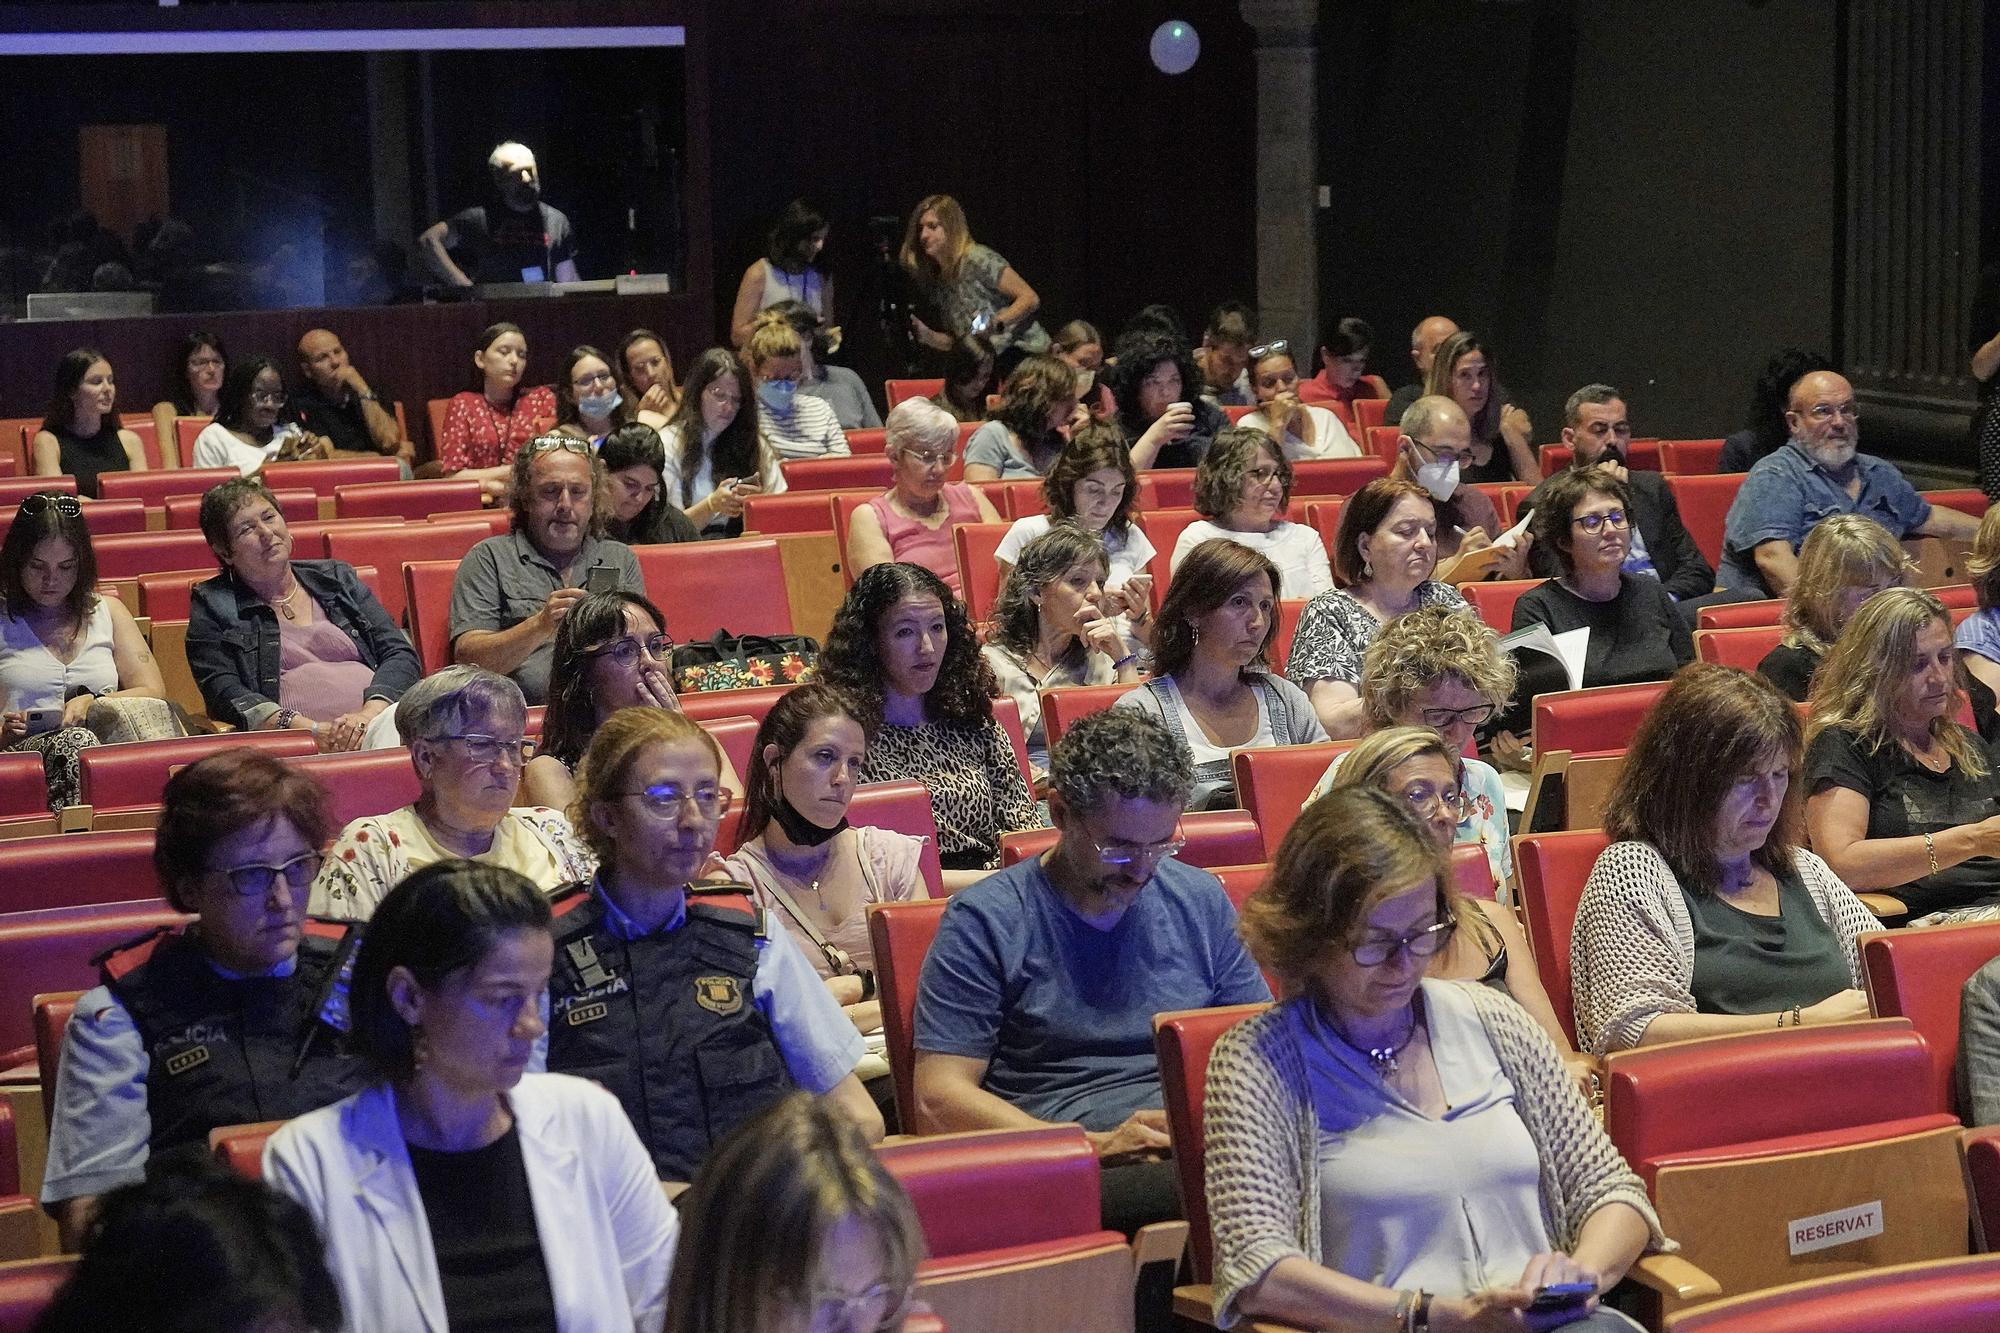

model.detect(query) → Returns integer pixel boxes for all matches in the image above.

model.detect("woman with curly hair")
[1113,328,1227,470]
[1169,426,1334,599]
[818,563,1041,887]
[963,354,1079,480]
[982,523,1140,775]
[1760,513,1906,702]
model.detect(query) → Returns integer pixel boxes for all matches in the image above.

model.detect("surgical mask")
[578,389,622,419]
[1074,367,1096,395]
[758,378,798,412]
[1415,456,1459,502]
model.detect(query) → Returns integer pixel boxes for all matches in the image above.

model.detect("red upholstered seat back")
[334,479,485,521]
[0,1257,76,1333]
[1038,683,1131,748]
[1532,681,1669,757]
[1665,473,1746,569]
[1451,841,1497,901]
[1155,1004,1270,1281]
[742,490,836,534]
[78,731,319,820]
[1144,469,1197,509]
[0,829,166,913]
[0,476,77,507]
[1232,740,1351,860]
[163,488,312,530]
[1661,1254,2000,1333]
[1271,598,1306,675]
[1695,625,1784,672]
[0,753,51,830]
[867,898,950,1132]
[1353,397,1392,431]
[782,455,894,492]
[1514,829,1611,1047]
[677,684,795,726]
[1459,578,1541,634]
[952,521,1013,624]
[635,537,794,639]
[1861,920,2000,1115]
[98,466,238,508]
[209,1120,284,1178]
[403,559,461,672]
[1136,508,1205,587]
[261,458,402,494]
[695,715,759,788]
[325,520,494,625]
[886,378,944,408]
[1289,456,1388,498]
[846,780,947,898]
[1698,599,1784,629]
[32,994,78,1122]
[0,904,188,1068]
[284,748,424,829]
[91,529,219,579]
[1657,438,1728,474]
[999,809,1265,870]
[878,1124,1106,1257]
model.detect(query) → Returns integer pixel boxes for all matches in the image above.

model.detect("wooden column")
[1241,0,1319,352]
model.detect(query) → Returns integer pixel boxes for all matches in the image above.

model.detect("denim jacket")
[186,559,420,728]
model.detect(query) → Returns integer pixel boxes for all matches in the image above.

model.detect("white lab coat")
[265,1073,677,1333]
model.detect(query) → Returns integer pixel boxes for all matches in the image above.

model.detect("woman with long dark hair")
[659,347,784,536]
[31,348,149,496]
[730,198,835,347]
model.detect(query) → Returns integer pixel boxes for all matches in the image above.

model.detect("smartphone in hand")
[585,565,619,594]
[1525,1282,1596,1315]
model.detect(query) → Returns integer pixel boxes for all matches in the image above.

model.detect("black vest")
[546,884,796,1182]
[101,920,370,1156]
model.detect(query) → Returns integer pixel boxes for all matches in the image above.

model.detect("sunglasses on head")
[18,493,82,519]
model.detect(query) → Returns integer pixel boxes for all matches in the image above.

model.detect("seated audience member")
[730,198,834,347]
[766,298,881,430]
[522,590,741,811]
[32,348,149,496]
[1424,330,1536,483]
[192,358,334,477]
[598,422,701,545]
[267,862,678,1330]
[1720,370,1981,596]
[1961,957,2000,1125]
[1760,514,1907,702]
[1052,317,1115,420]
[1286,478,1470,736]
[42,750,368,1249]
[1515,469,1695,687]
[1207,786,1665,1331]
[983,522,1140,775]
[1382,313,1459,426]
[660,346,785,536]
[149,329,226,454]
[846,398,1001,592]
[1117,539,1327,808]
[1718,348,1837,474]
[311,666,594,921]
[416,139,581,286]
[1326,726,1588,1088]
[1386,394,1530,581]
[962,353,1078,480]
[664,1093,922,1333]
[552,344,635,448]
[447,434,643,704]
[1238,338,1363,461]
[1956,504,2000,704]
[0,493,169,807]
[1528,384,1720,623]
[746,311,850,460]
[35,1157,343,1333]
[553,707,882,1179]
[1298,316,1380,410]
[994,422,1156,650]
[287,328,413,465]
[1307,606,1517,886]
[818,563,1042,886]
[1192,301,1255,406]
[913,708,1272,1234]
[188,478,418,747]
[618,326,680,427]
[435,321,558,498]
[1116,329,1228,469]
[1574,664,1875,1055]
[929,333,999,424]
[1805,587,2000,924]
[1171,426,1335,599]
[723,686,928,1049]
[901,193,1049,361]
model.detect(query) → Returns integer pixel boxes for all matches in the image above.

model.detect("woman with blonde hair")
[1760,513,1908,701]
[1806,587,2000,924]
[1423,331,1536,483]
[1205,786,1664,1331]
[847,398,1000,593]
[664,1092,924,1333]
[900,194,1049,362]
[745,312,850,461]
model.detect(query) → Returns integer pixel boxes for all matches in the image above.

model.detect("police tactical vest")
[100,919,370,1155]
[546,884,796,1181]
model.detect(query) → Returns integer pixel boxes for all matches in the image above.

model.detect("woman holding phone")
[659,348,785,537]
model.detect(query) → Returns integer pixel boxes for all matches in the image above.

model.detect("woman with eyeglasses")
[660,347,786,538]
[311,665,594,923]
[666,1093,924,1333]
[151,331,228,462]
[1206,785,1667,1332]
[42,749,369,1251]
[31,348,150,497]
[187,477,419,751]
[0,491,169,808]
[267,859,681,1332]
[552,344,635,449]
[191,357,334,476]
[847,399,1000,595]
[1170,427,1334,600]
[523,590,742,811]
[1514,468,1693,688]
[549,706,884,1183]
[962,354,1077,481]
[1239,340,1362,461]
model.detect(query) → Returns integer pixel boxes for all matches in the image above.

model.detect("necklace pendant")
[1367,1047,1401,1076]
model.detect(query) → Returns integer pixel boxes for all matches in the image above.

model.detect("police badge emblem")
[693,975,743,1015]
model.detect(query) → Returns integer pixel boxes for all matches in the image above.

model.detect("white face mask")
[1414,453,1459,502]
[1074,367,1096,395]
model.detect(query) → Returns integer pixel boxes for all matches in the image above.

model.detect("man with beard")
[1719,370,1979,596]
[418,141,581,288]
[910,708,1270,1235]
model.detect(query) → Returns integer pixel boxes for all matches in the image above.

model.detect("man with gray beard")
[1718,370,1982,596]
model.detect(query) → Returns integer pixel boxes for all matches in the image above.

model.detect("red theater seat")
[1657,438,1729,474]
[0,497,145,541]
[76,731,319,830]
[742,490,836,534]
[696,715,759,787]
[1695,625,1783,672]
[998,809,1264,870]
[1860,919,2000,1116]
[90,529,219,579]
[782,455,893,492]
[0,478,78,511]
[677,683,795,726]
[1289,456,1388,498]
[635,538,794,639]
[1137,508,1205,584]
[325,520,495,625]
[162,488,316,530]
[1458,577,1541,631]
[1304,500,1344,558]
[845,427,888,455]
[0,1256,77,1333]
[990,695,1032,785]
[0,829,165,913]
[886,378,944,408]
[1271,597,1305,675]
[1144,469,1197,509]
[1232,740,1352,860]
[261,458,402,495]
[1665,473,1746,570]
[285,748,424,829]
[0,902,189,1072]
[209,1120,284,1179]
[1514,829,1611,1047]
[1533,681,1668,757]
[1154,1004,1272,1284]
[953,522,1013,624]
[0,753,56,838]
[1353,397,1392,430]
[867,898,949,1130]
[97,466,238,509]
[1037,683,1130,748]
[1698,599,1785,630]
[1659,1254,2000,1332]
[334,479,484,521]
[1925,489,1989,520]
[134,565,381,624]
[997,479,1046,518]
[403,559,460,672]
[1964,1126,2000,1252]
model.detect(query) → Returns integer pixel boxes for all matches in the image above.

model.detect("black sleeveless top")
[52,422,130,497]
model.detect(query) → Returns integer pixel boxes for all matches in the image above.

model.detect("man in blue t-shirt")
[913,708,1271,1233]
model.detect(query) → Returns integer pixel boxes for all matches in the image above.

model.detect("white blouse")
[1238,404,1363,461]
[0,600,119,711]
[1171,520,1335,600]
[190,421,277,476]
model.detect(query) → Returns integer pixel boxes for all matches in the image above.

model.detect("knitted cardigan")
[1203,981,1670,1328]
[1569,841,1877,1056]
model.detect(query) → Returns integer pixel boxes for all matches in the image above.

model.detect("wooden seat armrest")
[1171,1284,1310,1332]
[1130,1219,1187,1274]
[1628,1253,1722,1301]
[1856,892,1909,920]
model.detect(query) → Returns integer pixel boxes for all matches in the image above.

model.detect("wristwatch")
[274,708,301,730]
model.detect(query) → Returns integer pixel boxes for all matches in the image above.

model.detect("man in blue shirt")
[1719,371,1981,595]
[913,708,1271,1234]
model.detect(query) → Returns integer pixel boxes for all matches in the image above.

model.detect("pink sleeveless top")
[868,483,985,594]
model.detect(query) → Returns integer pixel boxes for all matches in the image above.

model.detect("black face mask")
[769,777,846,847]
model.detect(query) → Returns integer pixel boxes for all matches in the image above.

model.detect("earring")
[1192,624,1202,646]
[1362,558,1374,580]
[411,1024,430,1072]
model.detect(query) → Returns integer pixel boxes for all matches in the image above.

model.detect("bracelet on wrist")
[1924,830,1940,875]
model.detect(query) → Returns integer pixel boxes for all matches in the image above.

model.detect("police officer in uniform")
[548,707,882,1182]
[42,750,370,1250]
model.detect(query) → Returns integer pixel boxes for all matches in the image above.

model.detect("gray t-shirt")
[963,420,1055,480]
[445,531,642,703]
[802,364,882,431]
[934,244,1050,355]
